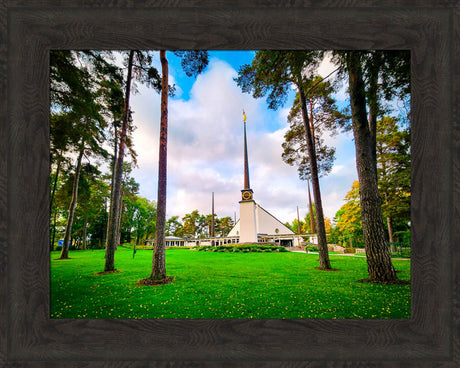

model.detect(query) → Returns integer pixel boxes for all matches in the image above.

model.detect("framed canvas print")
[1,1,457,367]
[48,48,411,320]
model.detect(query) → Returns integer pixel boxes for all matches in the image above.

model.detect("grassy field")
[50,248,410,319]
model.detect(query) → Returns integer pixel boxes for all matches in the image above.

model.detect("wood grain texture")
[4,0,460,9]
[0,0,7,367]
[453,4,460,368]
[2,1,458,367]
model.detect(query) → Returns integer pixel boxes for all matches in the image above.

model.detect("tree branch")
[304,66,340,97]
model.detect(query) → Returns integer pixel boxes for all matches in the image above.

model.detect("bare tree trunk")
[346,51,397,283]
[106,121,118,252]
[59,148,84,259]
[50,157,61,210]
[50,158,61,250]
[82,214,88,250]
[309,100,316,151]
[51,209,58,251]
[298,86,331,270]
[367,53,380,181]
[151,50,169,280]
[105,50,134,272]
[136,226,141,246]
[116,188,123,248]
[307,179,315,233]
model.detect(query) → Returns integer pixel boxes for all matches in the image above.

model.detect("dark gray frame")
[1,1,458,367]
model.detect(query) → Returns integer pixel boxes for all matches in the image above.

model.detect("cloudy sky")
[125,51,358,224]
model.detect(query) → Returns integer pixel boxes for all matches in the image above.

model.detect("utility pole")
[211,192,215,238]
[297,206,301,235]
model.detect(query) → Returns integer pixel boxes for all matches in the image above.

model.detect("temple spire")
[241,110,254,201]
[243,110,250,190]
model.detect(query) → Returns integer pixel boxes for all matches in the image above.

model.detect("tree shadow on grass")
[357,278,410,285]
[315,267,340,271]
[138,276,174,286]
[94,270,122,275]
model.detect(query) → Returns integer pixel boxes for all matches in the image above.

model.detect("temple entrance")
[280,239,293,247]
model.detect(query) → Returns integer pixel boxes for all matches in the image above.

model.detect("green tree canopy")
[282,77,349,180]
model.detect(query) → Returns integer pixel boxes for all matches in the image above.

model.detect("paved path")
[288,249,410,261]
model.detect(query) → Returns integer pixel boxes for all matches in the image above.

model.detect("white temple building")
[227,203,295,242]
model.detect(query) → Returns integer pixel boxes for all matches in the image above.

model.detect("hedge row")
[194,244,288,253]
[121,244,193,251]
[120,243,153,250]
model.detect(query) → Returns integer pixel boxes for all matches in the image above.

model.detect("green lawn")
[50,247,410,319]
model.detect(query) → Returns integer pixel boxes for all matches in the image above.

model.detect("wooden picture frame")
[1,1,457,366]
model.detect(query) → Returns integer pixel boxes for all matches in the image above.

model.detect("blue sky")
[127,51,358,224]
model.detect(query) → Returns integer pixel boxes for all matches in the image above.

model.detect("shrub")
[137,246,155,250]
[344,247,355,254]
[306,245,318,252]
[194,244,287,253]
[120,243,135,249]
[120,243,156,251]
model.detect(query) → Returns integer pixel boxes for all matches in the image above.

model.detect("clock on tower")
[241,189,253,201]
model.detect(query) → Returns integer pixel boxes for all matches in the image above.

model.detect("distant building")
[145,236,187,247]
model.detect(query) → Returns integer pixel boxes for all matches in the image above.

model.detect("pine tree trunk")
[298,86,331,270]
[104,50,134,272]
[106,121,118,253]
[346,51,397,283]
[309,100,316,151]
[50,159,61,250]
[116,189,123,248]
[151,50,169,280]
[307,179,315,233]
[60,148,84,259]
[367,56,379,181]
